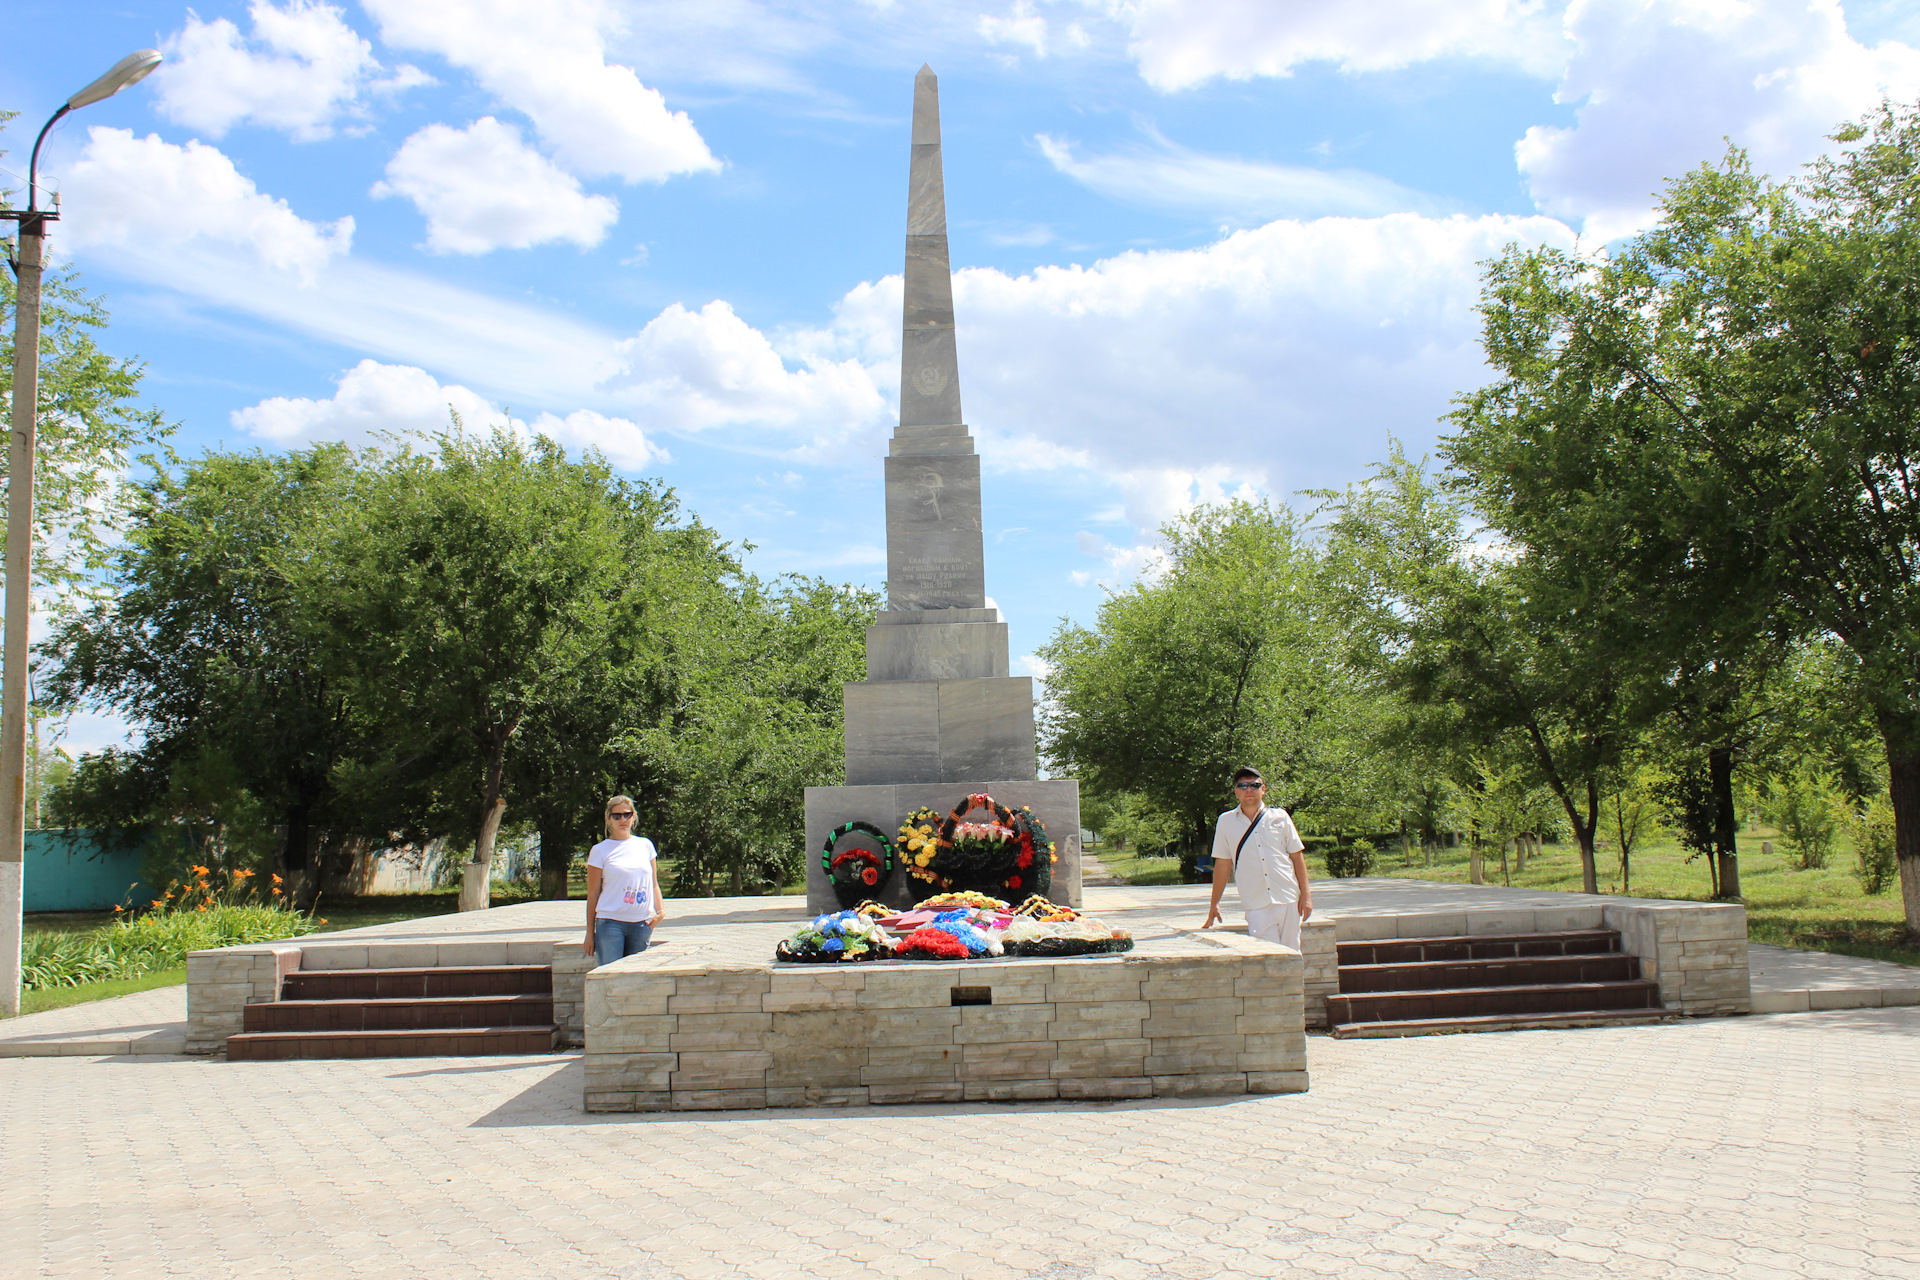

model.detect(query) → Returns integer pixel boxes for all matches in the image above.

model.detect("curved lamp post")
[1,49,162,1016]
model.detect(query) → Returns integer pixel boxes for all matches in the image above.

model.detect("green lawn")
[16,967,187,1016]
[1095,827,1917,968]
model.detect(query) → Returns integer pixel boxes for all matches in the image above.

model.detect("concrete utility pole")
[1,50,161,1016]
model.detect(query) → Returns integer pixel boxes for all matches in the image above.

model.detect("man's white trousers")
[1245,903,1302,951]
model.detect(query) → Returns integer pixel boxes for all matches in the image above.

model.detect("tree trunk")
[537,815,573,900]
[1469,845,1483,884]
[1514,834,1529,874]
[1887,745,1920,941]
[1710,743,1740,900]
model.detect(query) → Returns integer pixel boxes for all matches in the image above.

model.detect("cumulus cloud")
[1113,0,1562,89]
[155,0,428,140]
[362,0,721,185]
[532,408,670,470]
[1518,0,1920,239]
[600,300,888,439]
[58,127,353,280]
[1037,130,1441,221]
[372,118,620,254]
[792,212,1575,527]
[233,359,668,468]
[233,359,497,444]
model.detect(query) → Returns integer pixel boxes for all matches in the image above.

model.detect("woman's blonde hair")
[604,794,639,839]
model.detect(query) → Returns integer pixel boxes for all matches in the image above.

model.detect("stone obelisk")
[802,66,1081,911]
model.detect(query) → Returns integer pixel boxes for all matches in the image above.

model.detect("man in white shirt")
[1203,766,1314,950]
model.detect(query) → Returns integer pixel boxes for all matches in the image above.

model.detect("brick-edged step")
[1339,952,1641,994]
[282,965,551,1000]
[1327,979,1661,1027]
[1338,929,1620,966]
[242,994,555,1034]
[227,1025,561,1061]
[1329,1008,1675,1039]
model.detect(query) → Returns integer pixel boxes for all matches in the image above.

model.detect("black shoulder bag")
[1230,807,1267,868]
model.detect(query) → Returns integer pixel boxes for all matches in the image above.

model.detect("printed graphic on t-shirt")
[623,882,648,909]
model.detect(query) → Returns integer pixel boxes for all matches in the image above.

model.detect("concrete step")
[282,965,552,1001]
[1326,979,1662,1027]
[226,1025,562,1060]
[1337,929,1620,966]
[1328,1008,1677,1039]
[1338,952,1640,994]
[242,994,555,1034]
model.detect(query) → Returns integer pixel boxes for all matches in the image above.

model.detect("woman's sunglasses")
[610,811,636,820]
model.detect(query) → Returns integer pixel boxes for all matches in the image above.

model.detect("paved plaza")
[2,1004,1915,1277]
[5,882,1918,1278]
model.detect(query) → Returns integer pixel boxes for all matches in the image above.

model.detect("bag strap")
[1231,807,1267,868]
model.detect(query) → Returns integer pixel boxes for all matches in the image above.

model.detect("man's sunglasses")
[1233,781,1264,790]
[610,811,637,820]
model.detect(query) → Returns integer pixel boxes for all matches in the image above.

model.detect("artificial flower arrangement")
[894,908,1006,960]
[1010,894,1077,922]
[1001,914,1133,958]
[775,910,895,963]
[919,890,1009,911]
[900,793,1059,902]
[821,821,895,909]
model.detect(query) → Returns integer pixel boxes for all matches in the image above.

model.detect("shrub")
[1845,795,1899,896]
[22,867,321,989]
[1767,762,1843,870]
[1324,838,1377,879]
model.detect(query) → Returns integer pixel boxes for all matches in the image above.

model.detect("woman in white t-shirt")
[582,793,666,966]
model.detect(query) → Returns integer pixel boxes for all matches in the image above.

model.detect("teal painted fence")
[24,830,153,912]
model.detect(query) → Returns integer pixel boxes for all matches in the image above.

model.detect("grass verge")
[14,967,188,1017]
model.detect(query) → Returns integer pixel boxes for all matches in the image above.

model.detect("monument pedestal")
[804,779,1082,914]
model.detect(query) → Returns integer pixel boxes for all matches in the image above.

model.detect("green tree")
[637,575,874,897]
[1039,500,1351,858]
[1324,452,1637,894]
[43,448,367,897]
[1438,102,1920,935]
[2,146,173,601]
[291,427,641,911]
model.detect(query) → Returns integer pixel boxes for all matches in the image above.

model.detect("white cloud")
[1517,0,1920,239]
[371,118,620,254]
[232,358,498,444]
[155,0,427,140]
[58,127,353,281]
[600,300,888,439]
[979,2,1051,57]
[1037,130,1441,221]
[790,211,1575,527]
[232,360,669,469]
[531,409,670,470]
[1113,0,1563,89]
[362,0,722,185]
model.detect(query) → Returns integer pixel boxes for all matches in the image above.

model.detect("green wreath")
[1010,806,1055,900]
[821,821,895,908]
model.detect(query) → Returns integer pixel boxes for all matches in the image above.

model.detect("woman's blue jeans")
[594,918,653,967]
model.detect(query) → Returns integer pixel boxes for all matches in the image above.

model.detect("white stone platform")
[152,876,1824,1061]
[580,918,1306,1112]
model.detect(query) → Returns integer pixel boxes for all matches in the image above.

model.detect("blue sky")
[6,0,1920,753]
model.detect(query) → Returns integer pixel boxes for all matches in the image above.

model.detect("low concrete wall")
[1322,899,1750,1017]
[583,930,1307,1112]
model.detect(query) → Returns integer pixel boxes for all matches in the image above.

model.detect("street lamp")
[1,49,162,1016]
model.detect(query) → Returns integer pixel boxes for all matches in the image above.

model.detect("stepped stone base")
[583,924,1305,1113]
[804,778,1080,914]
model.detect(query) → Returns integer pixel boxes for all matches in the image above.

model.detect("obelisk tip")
[911,64,940,146]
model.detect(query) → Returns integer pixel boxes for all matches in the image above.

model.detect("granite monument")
[803,66,1082,912]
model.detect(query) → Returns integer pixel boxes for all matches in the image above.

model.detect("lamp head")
[66,49,163,111]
